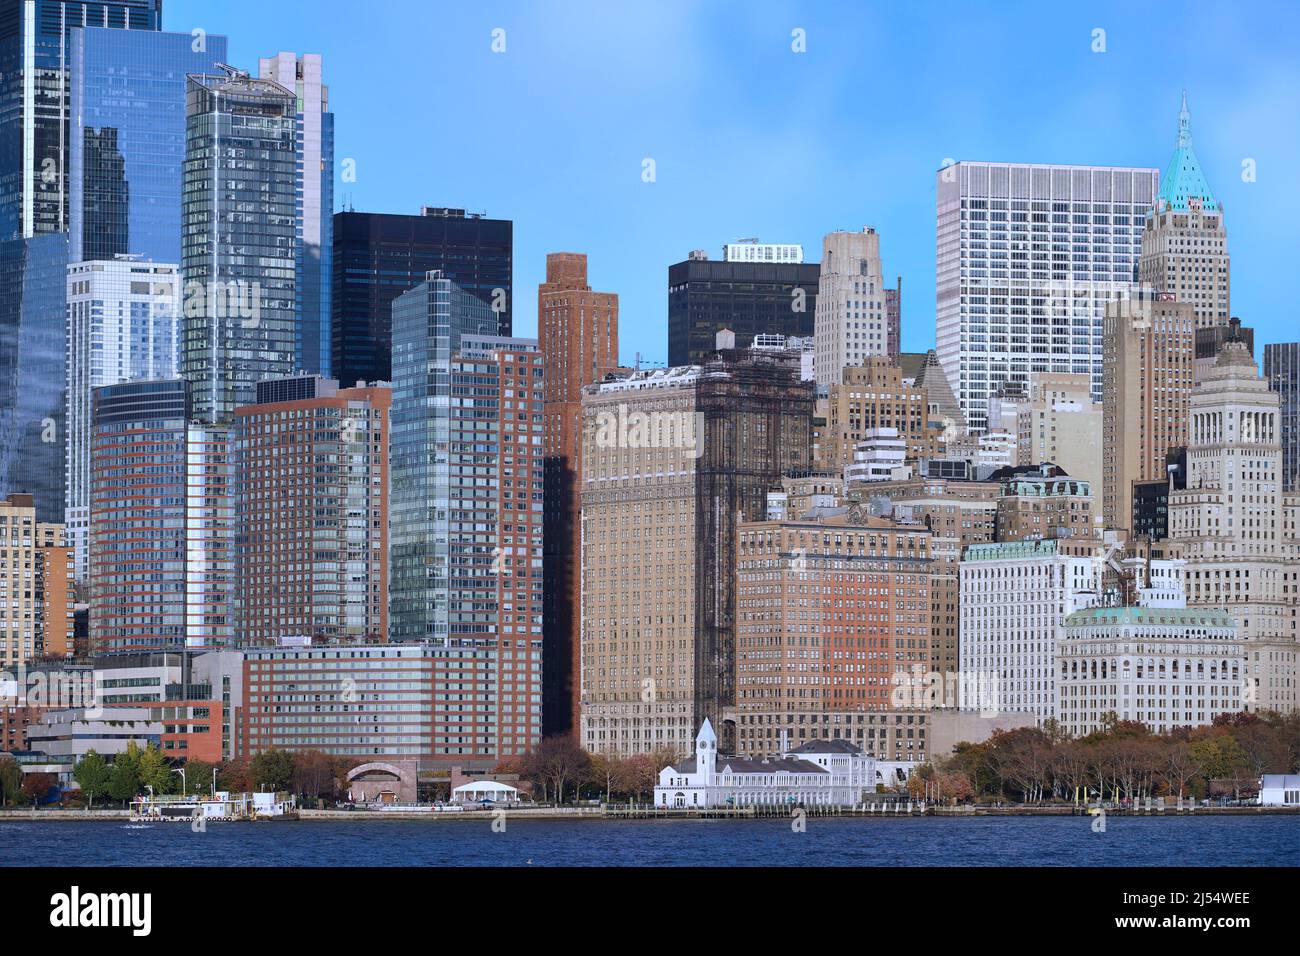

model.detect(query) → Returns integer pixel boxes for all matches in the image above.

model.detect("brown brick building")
[230,377,390,644]
[539,253,620,736]
[732,508,935,759]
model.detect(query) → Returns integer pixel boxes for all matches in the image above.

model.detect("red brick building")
[230,377,390,644]
[539,253,620,736]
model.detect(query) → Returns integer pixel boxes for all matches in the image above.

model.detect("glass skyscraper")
[259,53,334,379]
[181,71,298,424]
[68,25,229,264]
[389,271,505,641]
[0,0,161,522]
[332,208,513,387]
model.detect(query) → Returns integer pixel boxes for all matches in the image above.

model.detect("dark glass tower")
[667,256,820,367]
[0,0,162,522]
[331,207,513,386]
[181,71,298,424]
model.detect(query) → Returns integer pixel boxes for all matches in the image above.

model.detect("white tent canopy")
[452,780,520,802]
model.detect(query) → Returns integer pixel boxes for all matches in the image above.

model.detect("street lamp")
[172,767,186,797]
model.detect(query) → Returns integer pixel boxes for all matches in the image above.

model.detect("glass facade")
[181,73,298,424]
[332,209,513,387]
[668,258,819,367]
[0,232,68,522]
[0,0,161,241]
[389,272,499,641]
[258,53,333,379]
[68,26,229,263]
[0,0,159,523]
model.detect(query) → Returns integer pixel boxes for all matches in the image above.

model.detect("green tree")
[0,755,23,807]
[107,743,143,806]
[249,749,295,793]
[182,759,216,796]
[72,750,111,808]
[137,744,172,794]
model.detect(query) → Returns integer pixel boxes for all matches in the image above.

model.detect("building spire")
[1178,89,1191,148]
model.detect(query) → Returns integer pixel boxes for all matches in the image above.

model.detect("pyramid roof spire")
[1156,91,1219,213]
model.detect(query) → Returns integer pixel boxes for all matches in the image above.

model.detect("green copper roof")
[1063,606,1236,629]
[1155,92,1219,213]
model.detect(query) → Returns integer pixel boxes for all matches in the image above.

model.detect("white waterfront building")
[655,720,878,809]
[1056,605,1241,736]
[958,539,1102,721]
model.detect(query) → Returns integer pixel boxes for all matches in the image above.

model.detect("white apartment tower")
[936,162,1159,433]
[1169,340,1299,714]
[959,539,1102,721]
[65,259,180,586]
[815,229,887,389]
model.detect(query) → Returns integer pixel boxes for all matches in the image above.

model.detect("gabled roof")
[1155,92,1219,213]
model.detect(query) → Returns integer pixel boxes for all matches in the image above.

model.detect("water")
[2,815,1296,867]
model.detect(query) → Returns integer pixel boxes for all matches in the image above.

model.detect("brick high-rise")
[539,253,619,736]
[230,376,390,645]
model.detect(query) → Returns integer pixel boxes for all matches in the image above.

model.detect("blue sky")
[168,0,1300,366]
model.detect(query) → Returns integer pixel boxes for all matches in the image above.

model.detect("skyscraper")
[538,252,619,736]
[259,53,334,378]
[331,207,514,385]
[181,70,298,424]
[1138,94,1230,332]
[230,376,389,645]
[65,258,180,586]
[814,228,887,389]
[1264,342,1299,492]
[89,379,231,653]
[1169,341,1300,714]
[0,2,161,522]
[667,251,819,368]
[1101,292,1195,533]
[389,271,543,648]
[68,25,230,263]
[580,347,813,756]
[936,161,1159,433]
[0,0,162,241]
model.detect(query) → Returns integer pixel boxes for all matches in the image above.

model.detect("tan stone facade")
[1102,294,1195,533]
[0,495,69,667]
[1015,371,1102,494]
[817,356,945,474]
[1169,342,1299,714]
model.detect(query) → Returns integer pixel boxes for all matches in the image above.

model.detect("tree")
[182,759,216,796]
[107,742,143,806]
[21,773,56,807]
[0,756,21,808]
[526,736,591,805]
[72,751,111,808]
[1189,735,1249,798]
[217,756,252,794]
[291,750,339,802]
[937,771,975,804]
[137,744,172,794]
[1163,742,1203,800]
[249,749,295,793]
